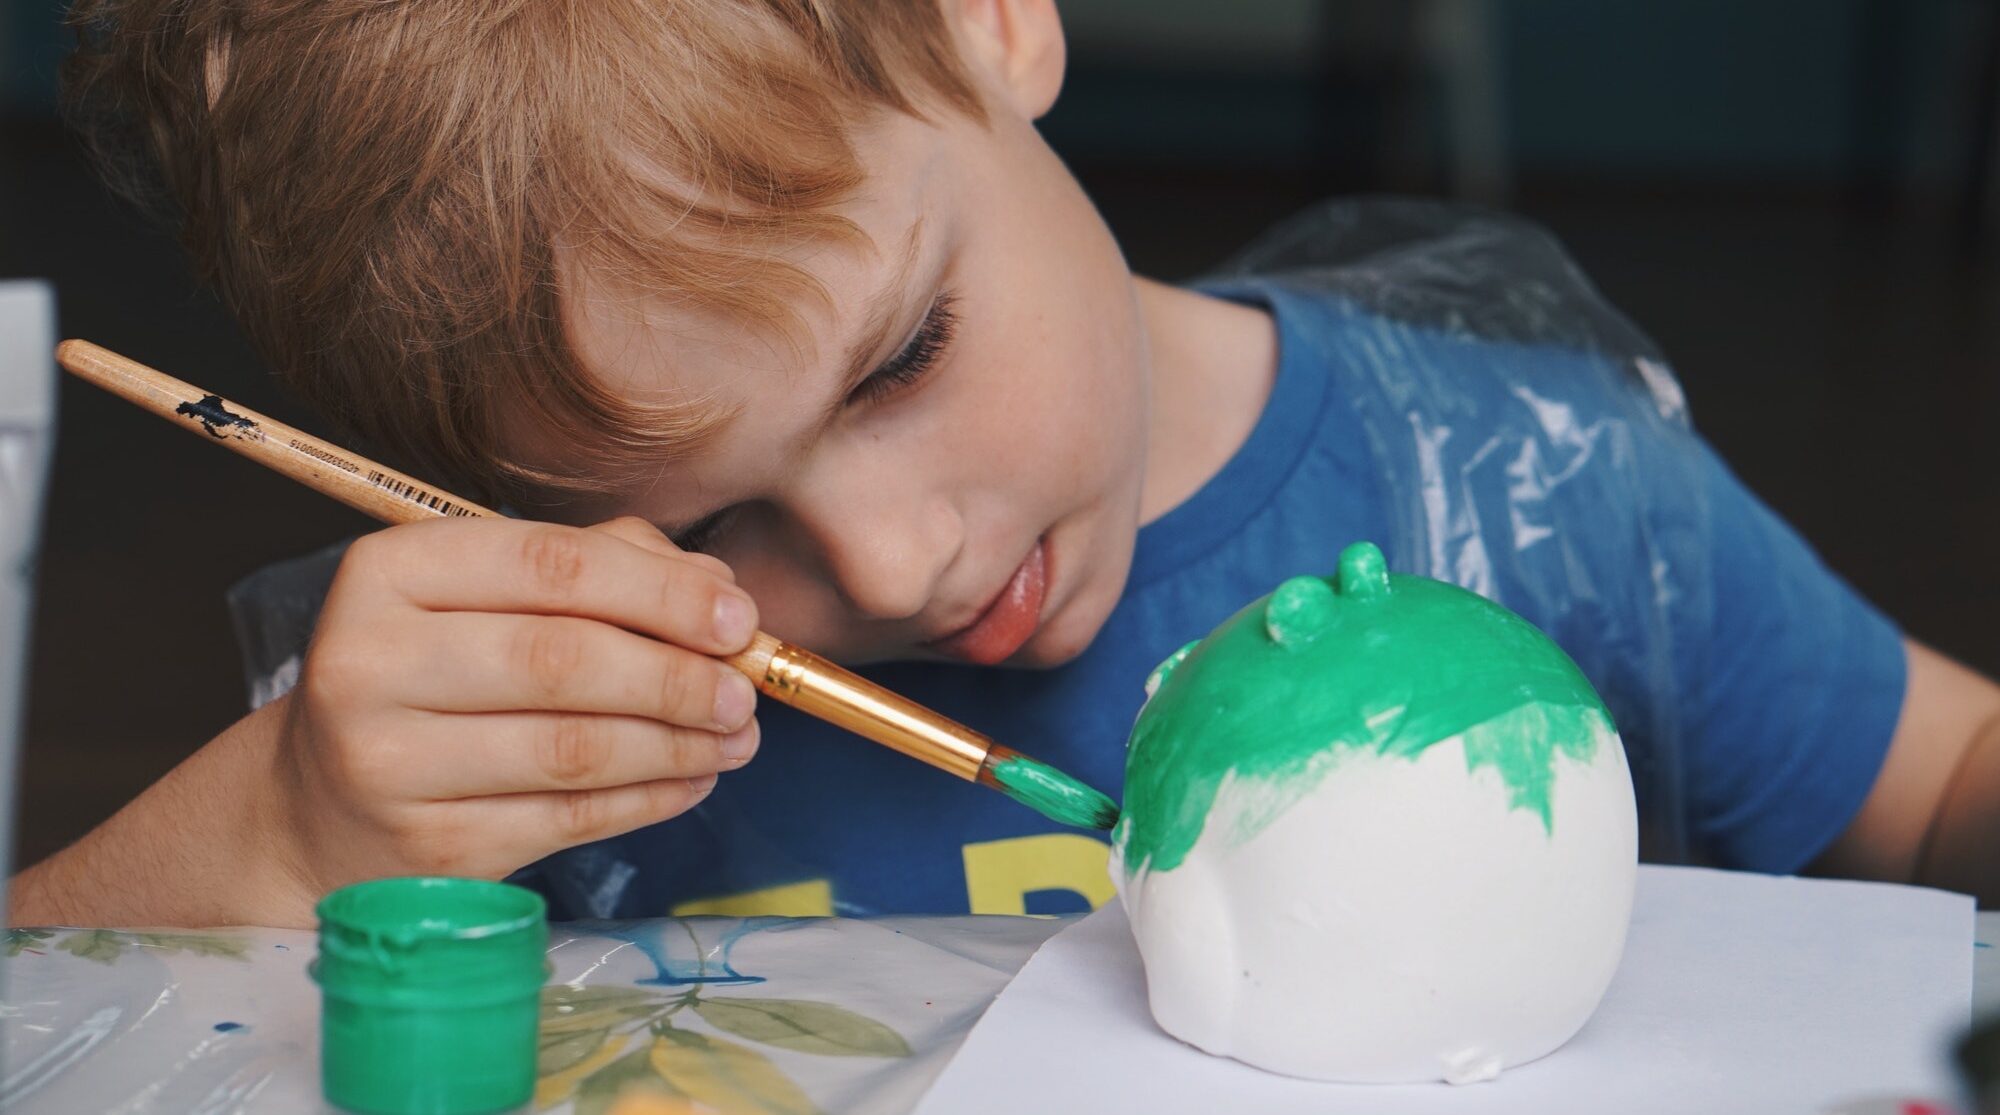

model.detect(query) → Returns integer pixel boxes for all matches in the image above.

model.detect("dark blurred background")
[3,0,1997,868]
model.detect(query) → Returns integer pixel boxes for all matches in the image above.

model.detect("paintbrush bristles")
[979,744,1122,831]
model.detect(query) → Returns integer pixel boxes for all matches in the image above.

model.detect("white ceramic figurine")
[1111,541,1637,1084]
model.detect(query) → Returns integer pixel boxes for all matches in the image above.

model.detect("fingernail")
[719,720,760,763]
[712,593,755,647]
[689,773,719,795]
[713,670,756,730]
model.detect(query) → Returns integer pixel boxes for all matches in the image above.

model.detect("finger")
[474,774,721,853]
[586,516,736,584]
[355,518,758,655]
[383,612,758,731]
[401,711,759,798]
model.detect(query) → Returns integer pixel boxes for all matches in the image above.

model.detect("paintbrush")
[55,339,1119,830]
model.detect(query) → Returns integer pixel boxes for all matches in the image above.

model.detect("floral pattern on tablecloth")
[0,914,1065,1114]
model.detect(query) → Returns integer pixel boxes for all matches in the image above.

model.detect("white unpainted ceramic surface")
[1113,718,1637,1084]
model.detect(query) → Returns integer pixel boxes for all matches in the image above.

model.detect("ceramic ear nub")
[1336,541,1391,600]
[1145,640,1201,698]
[1264,576,1336,647]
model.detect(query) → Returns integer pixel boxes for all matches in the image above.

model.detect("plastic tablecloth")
[1,911,1995,1114]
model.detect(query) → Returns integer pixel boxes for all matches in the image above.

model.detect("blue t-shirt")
[525,208,1906,920]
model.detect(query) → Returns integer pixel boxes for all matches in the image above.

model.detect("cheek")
[724,545,845,646]
[951,194,1148,487]
[941,303,1143,494]
[1026,291,1150,488]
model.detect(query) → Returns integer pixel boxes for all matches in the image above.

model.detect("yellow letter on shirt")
[961,834,1115,915]
[670,878,834,918]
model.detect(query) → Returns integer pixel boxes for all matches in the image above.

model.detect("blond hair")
[65,0,982,500]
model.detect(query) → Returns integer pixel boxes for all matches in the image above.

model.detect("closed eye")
[672,291,957,553]
[668,508,733,554]
[847,290,956,407]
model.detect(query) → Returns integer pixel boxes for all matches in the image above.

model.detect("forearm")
[8,699,318,929]
[1915,707,2000,907]
[1810,640,2000,905]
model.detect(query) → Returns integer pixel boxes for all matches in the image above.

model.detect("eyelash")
[671,292,958,553]
[849,291,958,406]
[670,510,731,554]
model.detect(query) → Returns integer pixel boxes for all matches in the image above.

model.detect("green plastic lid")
[314,877,550,1115]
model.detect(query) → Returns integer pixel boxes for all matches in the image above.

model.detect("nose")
[785,468,963,624]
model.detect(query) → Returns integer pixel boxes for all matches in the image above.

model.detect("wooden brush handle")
[56,340,495,524]
[723,631,783,685]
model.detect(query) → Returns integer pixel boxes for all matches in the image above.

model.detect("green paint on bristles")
[986,752,1120,830]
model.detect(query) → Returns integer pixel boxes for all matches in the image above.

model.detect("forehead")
[565,114,940,415]
[501,114,945,514]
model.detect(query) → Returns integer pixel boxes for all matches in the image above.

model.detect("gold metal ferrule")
[759,642,992,782]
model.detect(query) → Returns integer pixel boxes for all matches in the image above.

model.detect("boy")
[15,0,1998,927]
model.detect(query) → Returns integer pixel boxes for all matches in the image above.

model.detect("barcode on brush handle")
[366,470,475,517]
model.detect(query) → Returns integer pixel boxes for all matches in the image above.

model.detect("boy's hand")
[269,515,761,904]
[9,516,760,930]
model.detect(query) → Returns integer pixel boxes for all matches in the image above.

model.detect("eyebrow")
[820,217,928,427]
[641,220,929,540]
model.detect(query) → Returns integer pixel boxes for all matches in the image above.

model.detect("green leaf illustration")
[56,930,127,964]
[539,1026,612,1077]
[650,1028,818,1115]
[574,1047,676,1115]
[542,985,671,1034]
[693,997,912,1059]
[4,928,53,957]
[51,930,250,965]
[130,932,250,960]
[535,1033,635,1111]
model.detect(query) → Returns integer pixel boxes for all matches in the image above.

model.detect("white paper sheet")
[915,866,1975,1115]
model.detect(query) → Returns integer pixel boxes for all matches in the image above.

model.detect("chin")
[1018,519,1136,668]
[1014,590,1114,669]
[1010,639,1081,670]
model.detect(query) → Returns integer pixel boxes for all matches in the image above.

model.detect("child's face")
[537,93,1152,668]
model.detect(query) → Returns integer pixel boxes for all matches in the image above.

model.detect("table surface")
[3,910,1994,1114]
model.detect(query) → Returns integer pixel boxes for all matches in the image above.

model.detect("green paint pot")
[313,877,549,1115]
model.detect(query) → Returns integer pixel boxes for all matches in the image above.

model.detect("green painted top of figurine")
[1114,541,1612,877]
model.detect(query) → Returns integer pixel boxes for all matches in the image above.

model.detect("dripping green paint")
[1116,541,1610,876]
[986,752,1120,830]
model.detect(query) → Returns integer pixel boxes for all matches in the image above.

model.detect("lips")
[925,540,1047,665]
